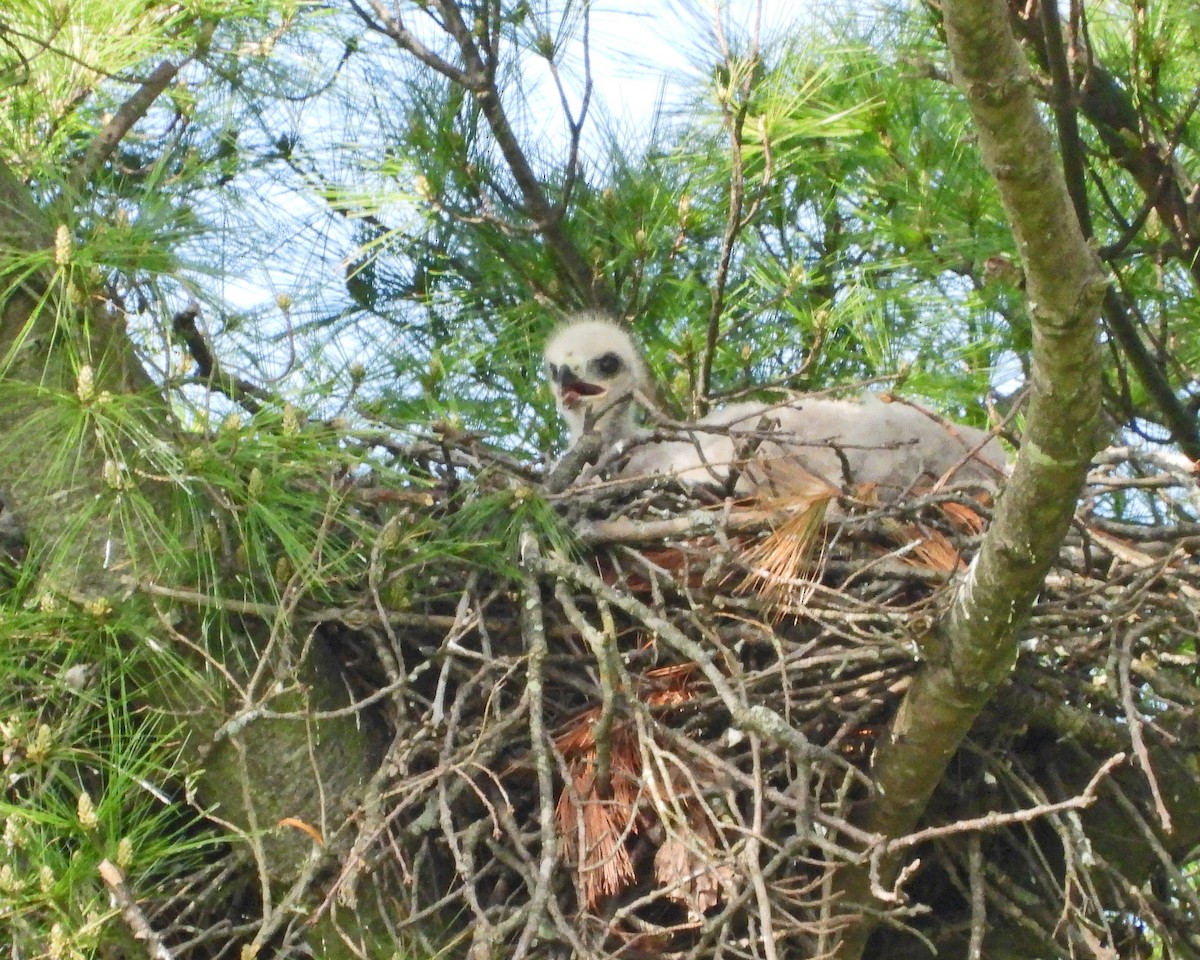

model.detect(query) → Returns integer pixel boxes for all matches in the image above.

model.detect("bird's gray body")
[543,314,1007,499]
[623,397,1006,499]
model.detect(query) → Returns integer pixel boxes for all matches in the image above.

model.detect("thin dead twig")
[99,860,177,960]
[1117,632,1174,833]
[867,752,1126,904]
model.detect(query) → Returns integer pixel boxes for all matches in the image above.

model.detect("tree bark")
[832,2,1107,955]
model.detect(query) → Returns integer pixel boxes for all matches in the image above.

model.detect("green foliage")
[266,12,1022,443]
[446,483,576,575]
[1,0,1040,456]
[0,602,211,958]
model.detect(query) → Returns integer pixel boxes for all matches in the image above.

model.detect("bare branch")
[347,0,472,86]
[699,10,763,412]
[99,860,178,960]
[1117,633,1173,833]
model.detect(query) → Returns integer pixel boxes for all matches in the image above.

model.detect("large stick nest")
[128,436,1200,959]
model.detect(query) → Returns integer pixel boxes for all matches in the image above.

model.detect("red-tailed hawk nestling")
[543,313,1007,500]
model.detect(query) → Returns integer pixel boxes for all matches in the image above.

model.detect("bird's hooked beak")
[553,365,606,410]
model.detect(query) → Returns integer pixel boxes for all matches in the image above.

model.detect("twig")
[533,550,855,773]
[1104,780,1200,921]
[512,527,559,959]
[1117,632,1173,833]
[747,735,782,960]
[967,834,984,960]
[554,582,623,787]
[99,860,177,960]
[883,752,1125,856]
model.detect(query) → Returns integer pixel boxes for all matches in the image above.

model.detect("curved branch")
[833,1,1107,955]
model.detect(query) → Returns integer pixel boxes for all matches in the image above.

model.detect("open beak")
[556,368,606,409]
[560,381,605,409]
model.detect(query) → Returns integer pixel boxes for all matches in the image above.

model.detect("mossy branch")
[832,2,1107,955]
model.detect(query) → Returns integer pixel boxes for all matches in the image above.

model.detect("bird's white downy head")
[543,313,651,444]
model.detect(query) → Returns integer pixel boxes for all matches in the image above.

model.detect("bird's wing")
[618,397,1007,501]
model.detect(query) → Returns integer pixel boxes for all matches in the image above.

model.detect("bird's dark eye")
[592,352,622,378]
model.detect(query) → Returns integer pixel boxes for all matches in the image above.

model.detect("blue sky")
[576,1,808,127]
